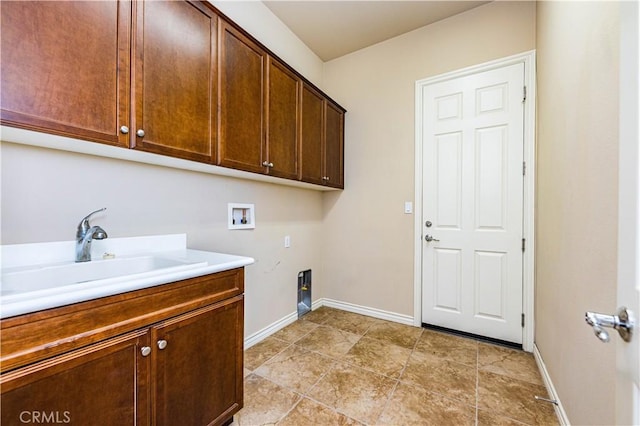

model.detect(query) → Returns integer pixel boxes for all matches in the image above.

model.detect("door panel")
[0,0,130,146]
[267,58,300,180]
[422,63,525,344]
[300,84,324,185]
[1,331,149,426]
[152,296,243,426]
[324,102,345,188]
[134,0,216,162]
[219,22,266,173]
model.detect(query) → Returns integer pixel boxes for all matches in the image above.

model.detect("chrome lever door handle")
[585,307,634,343]
[425,235,440,242]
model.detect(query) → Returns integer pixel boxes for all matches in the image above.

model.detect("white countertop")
[0,234,254,319]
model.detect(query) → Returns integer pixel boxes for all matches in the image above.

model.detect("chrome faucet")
[75,208,108,262]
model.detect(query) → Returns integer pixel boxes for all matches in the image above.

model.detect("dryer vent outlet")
[297,270,312,318]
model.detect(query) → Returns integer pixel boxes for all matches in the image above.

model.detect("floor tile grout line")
[242,311,553,426]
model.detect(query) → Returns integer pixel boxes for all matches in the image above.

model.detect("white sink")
[0,234,255,318]
[1,255,208,296]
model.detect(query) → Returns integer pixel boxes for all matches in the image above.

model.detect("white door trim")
[413,50,536,351]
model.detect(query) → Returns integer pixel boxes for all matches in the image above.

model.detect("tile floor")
[235,307,558,426]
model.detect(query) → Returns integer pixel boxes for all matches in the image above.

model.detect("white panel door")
[421,63,525,344]
[616,2,639,422]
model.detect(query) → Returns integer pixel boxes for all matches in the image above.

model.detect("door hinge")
[523,161,526,176]
[521,313,525,327]
[522,238,526,252]
[522,86,527,103]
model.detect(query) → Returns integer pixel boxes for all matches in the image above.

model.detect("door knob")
[585,307,634,343]
[425,235,440,242]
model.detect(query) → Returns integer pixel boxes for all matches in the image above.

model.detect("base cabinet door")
[0,331,150,426]
[152,296,244,426]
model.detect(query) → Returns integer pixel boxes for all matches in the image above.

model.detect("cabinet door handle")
[136,129,145,138]
[157,339,168,350]
[262,161,274,168]
[140,346,151,357]
[120,126,129,134]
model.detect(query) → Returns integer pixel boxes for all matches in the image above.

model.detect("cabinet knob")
[323,176,330,181]
[262,161,274,168]
[140,346,151,357]
[136,129,145,138]
[157,339,168,350]
[120,126,129,134]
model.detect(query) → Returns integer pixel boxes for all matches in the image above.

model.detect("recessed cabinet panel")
[219,22,266,174]
[324,102,345,189]
[0,331,149,426]
[134,0,217,163]
[300,85,325,185]
[267,59,301,180]
[152,298,243,426]
[0,1,130,146]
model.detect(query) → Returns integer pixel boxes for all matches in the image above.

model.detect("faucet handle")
[77,208,107,235]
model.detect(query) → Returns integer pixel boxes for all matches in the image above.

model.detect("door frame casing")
[413,50,536,352]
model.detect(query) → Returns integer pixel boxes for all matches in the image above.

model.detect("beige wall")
[321,1,536,316]
[535,2,619,424]
[0,1,325,339]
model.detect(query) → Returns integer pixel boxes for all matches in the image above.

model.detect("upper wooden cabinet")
[266,58,301,180]
[1,0,345,189]
[218,21,266,174]
[132,0,217,163]
[300,84,346,189]
[0,1,131,147]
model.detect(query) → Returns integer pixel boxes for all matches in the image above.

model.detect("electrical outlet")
[284,235,291,248]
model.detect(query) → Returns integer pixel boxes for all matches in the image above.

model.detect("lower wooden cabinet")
[0,271,245,426]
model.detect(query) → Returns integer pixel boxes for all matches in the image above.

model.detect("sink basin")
[1,255,208,297]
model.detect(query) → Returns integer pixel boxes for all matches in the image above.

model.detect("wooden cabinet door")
[324,102,345,189]
[267,58,301,180]
[0,1,131,147]
[0,330,150,426]
[133,0,217,163]
[219,22,266,174]
[152,296,244,426]
[300,84,325,185]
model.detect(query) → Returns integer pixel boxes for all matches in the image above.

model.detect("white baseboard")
[244,310,298,349]
[533,344,570,425]
[243,298,414,349]
[321,298,415,326]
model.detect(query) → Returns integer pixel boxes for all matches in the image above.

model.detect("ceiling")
[263,1,490,61]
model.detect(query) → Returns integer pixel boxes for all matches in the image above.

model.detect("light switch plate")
[404,202,413,214]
